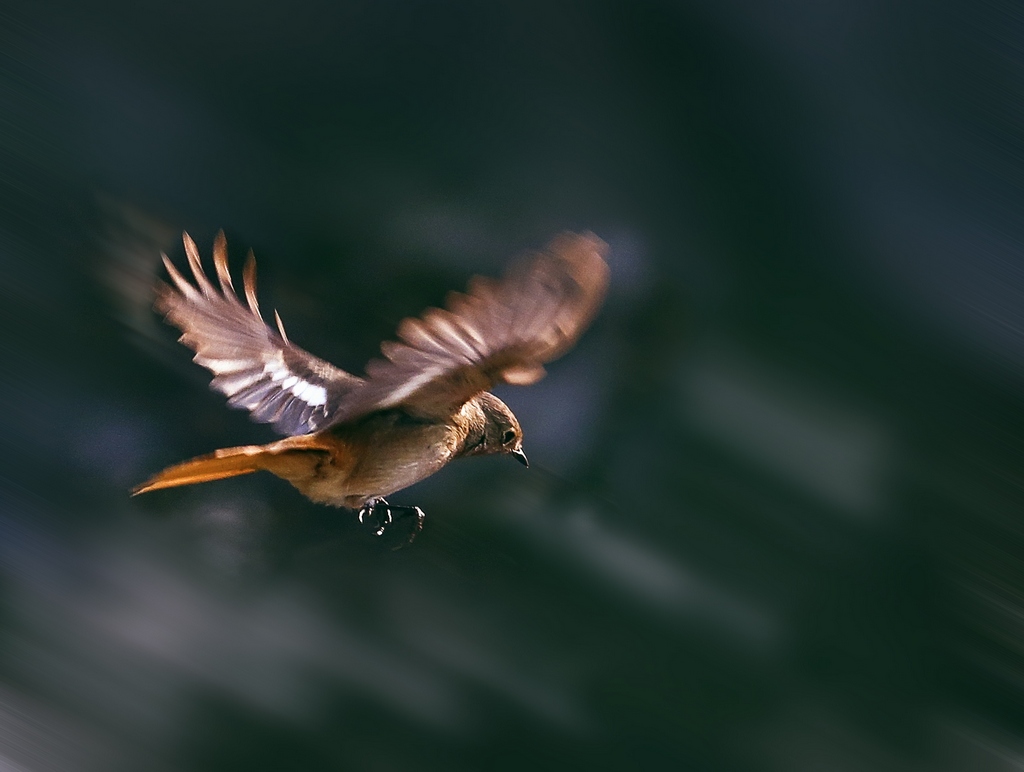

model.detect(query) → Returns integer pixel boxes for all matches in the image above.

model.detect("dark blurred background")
[2,0,1023,769]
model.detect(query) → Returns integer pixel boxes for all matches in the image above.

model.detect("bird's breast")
[311,414,462,507]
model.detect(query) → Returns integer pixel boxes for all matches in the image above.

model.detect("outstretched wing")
[156,232,363,436]
[330,232,609,424]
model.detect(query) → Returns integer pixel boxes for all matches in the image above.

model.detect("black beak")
[511,448,529,468]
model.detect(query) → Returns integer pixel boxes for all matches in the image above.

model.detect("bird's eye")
[501,429,516,445]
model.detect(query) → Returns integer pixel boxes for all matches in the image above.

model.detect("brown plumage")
[133,230,609,534]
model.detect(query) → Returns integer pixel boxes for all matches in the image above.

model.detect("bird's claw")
[357,499,425,547]
[358,498,392,536]
[394,506,425,550]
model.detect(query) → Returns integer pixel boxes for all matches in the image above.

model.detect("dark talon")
[390,506,425,550]
[357,497,381,526]
[357,497,392,536]
[357,499,426,547]
[373,508,393,537]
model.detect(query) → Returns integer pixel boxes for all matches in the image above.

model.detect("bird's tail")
[131,437,334,496]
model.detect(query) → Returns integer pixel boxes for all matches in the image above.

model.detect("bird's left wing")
[328,231,609,424]
[156,232,363,436]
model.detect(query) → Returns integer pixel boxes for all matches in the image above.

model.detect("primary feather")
[156,231,609,431]
[328,231,610,423]
[155,231,363,435]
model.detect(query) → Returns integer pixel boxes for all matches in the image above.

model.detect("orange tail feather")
[132,445,271,496]
[132,435,340,497]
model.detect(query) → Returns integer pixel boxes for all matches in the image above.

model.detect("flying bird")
[133,231,609,541]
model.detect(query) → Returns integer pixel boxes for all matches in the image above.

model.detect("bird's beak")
[511,448,529,468]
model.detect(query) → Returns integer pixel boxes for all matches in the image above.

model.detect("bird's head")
[471,392,528,467]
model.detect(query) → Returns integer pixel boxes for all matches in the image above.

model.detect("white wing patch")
[157,232,364,435]
[298,383,327,407]
[260,358,328,407]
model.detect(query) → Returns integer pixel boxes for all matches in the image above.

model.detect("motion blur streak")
[684,354,889,517]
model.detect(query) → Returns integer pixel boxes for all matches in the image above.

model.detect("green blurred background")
[2,0,1024,769]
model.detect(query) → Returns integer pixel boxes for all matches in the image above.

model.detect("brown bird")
[133,230,609,540]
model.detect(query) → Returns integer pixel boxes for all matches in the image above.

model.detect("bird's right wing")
[329,231,609,424]
[156,232,363,436]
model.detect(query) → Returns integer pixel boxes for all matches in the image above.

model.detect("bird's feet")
[357,498,426,548]
[357,497,392,536]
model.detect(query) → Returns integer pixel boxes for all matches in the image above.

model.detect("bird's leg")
[357,497,393,537]
[386,505,426,549]
[356,498,425,547]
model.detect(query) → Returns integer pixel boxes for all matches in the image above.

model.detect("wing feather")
[156,232,362,435]
[330,231,609,423]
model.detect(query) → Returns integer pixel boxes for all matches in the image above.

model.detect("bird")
[132,230,610,541]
